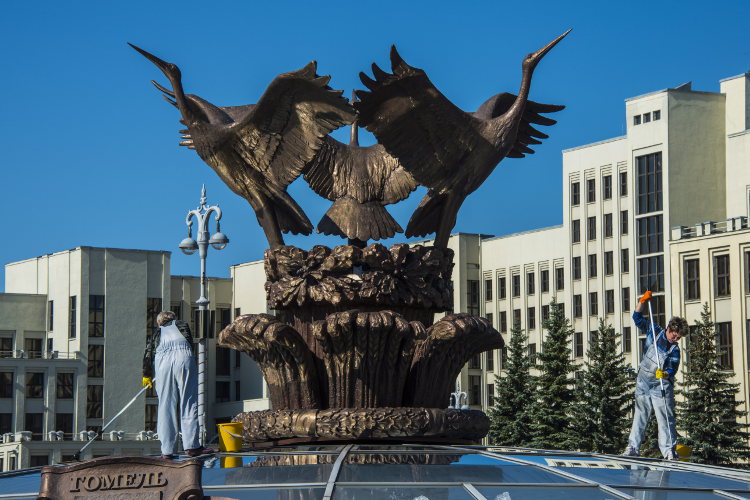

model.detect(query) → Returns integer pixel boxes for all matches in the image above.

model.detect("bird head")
[522,29,571,72]
[129,43,182,85]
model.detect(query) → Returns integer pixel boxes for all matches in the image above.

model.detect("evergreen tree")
[527,300,578,449]
[678,303,750,465]
[570,319,634,453]
[488,322,533,446]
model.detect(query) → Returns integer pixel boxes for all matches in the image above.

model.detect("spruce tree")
[527,300,578,449]
[488,322,533,446]
[678,303,750,465]
[570,319,634,453]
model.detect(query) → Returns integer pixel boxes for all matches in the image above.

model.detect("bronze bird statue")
[304,98,418,247]
[355,31,570,248]
[129,44,357,249]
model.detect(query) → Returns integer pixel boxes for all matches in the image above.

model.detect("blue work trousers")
[154,341,200,455]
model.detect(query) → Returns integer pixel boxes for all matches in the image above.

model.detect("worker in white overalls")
[143,311,211,459]
[623,291,689,460]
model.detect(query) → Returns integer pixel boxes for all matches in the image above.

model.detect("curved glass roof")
[2,444,750,499]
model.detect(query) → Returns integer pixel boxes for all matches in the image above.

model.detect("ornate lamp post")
[179,185,229,445]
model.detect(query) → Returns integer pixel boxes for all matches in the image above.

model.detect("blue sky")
[1,1,748,289]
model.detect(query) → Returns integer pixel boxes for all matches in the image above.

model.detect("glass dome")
[3,444,750,499]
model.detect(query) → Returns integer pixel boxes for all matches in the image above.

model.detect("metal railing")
[672,216,749,240]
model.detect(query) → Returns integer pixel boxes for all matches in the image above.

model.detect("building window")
[605,290,615,314]
[56,373,74,399]
[172,302,182,320]
[588,254,597,278]
[26,372,44,399]
[69,296,77,339]
[469,353,481,369]
[467,280,479,315]
[469,375,481,406]
[512,275,521,297]
[527,272,535,295]
[555,268,564,290]
[234,307,241,319]
[589,292,598,316]
[146,298,162,332]
[716,322,733,370]
[145,404,158,432]
[619,172,628,196]
[87,385,103,419]
[603,175,612,200]
[513,309,521,328]
[0,414,11,434]
[88,295,105,337]
[745,252,750,294]
[0,337,12,358]
[638,255,664,293]
[587,216,596,240]
[48,301,54,331]
[485,350,495,372]
[572,257,581,280]
[55,413,73,435]
[24,338,42,359]
[0,372,13,398]
[587,178,596,203]
[636,152,663,214]
[653,110,661,120]
[604,251,614,275]
[528,307,536,330]
[643,112,651,123]
[485,313,494,329]
[573,295,582,318]
[498,277,506,299]
[637,215,663,255]
[484,279,492,301]
[25,413,43,439]
[621,210,629,235]
[684,258,700,301]
[487,383,495,406]
[501,347,508,369]
[574,332,584,357]
[235,351,242,368]
[499,312,507,333]
[528,343,537,364]
[649,295,667,329]
[633,114,641,125]
[623,287,631,312]
[88,345,104,378]
[216,381,231,403]
[216,346,231,376]
[541,270,549,293]
[714,255,730,297]
[572,220,581,243]
[571,182,580,205]
[623,327,632,353]
[235,380,242,401]
[621,248,630,273]
[541,305,550,323]
[604,213,613,238]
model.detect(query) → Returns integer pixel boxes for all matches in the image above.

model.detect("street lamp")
[181,184,228,445]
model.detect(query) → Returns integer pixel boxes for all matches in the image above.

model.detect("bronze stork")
[354,31,570,248]
[304,99,418,247]
[129,44,356,249]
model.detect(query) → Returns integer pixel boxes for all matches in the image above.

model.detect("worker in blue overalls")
[623,291,689,460]
[142,311,212,459]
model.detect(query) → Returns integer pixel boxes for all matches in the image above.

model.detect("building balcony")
[671,216,749,240]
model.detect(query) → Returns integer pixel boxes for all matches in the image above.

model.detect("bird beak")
[128,43,176,78]
[528,29,572,63]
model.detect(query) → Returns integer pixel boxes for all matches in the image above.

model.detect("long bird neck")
[170,75,194,125]
[350,121,359,146]
[505,64,535,126]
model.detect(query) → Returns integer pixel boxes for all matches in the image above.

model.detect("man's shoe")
[622,446,639,457]
[664,450,678,460]
[161,454,178,460]
[186,446,217,457]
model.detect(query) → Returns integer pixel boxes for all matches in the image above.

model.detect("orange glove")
[639,291,653,303]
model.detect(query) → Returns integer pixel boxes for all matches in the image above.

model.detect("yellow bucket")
[217,422,243,452]
[676,444,692,462]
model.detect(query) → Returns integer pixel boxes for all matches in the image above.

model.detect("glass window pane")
[334,486,475,499]
[478,486,613,500]
[558,467,750,491]
[203,488,326,500]
[619,489,735,499]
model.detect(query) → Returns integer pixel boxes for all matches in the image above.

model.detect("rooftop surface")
[2,444,749,499]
